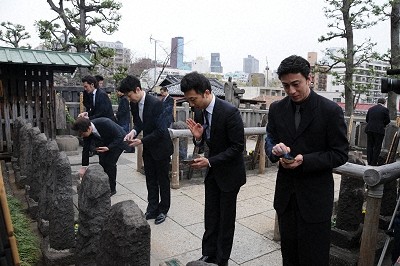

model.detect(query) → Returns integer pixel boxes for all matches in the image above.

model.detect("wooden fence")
[0,66,57,153]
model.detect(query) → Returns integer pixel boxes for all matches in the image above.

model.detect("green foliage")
[0,21,31,48]
[109,91,119,105]
[113,65,129,85]
[37,0,122,52]
[91,47,116,68]
[318,0,383,115]
[66,106,75,124]
[7,196,41,266]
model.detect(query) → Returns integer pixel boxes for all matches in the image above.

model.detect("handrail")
[333,161,400,266]
[164,127,266,188]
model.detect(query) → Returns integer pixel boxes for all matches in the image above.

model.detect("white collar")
[205,93,215,115]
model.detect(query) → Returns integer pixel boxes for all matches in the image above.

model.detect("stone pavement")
[68,144,342,266]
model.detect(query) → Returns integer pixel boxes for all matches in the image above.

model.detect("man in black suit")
[79,75,115,121]
[119,75,173,225]
[181,72,246,266]
[160,86,175,127]
[72,117,126,196]
[365,97,390,166]
[82,75,105,111]
[265,55,349,266]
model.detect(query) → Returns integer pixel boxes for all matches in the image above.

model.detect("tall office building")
[210,53,223,73]
[171,37,184,69]
[243,55,259,74]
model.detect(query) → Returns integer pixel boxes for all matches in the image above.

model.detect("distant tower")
[243,55,259,74]
[171,37,184,69]
[210,53,223,73]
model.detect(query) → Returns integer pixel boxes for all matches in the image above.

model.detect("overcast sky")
[0,0,391,72]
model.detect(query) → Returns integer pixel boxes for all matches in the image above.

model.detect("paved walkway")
[68,144,342,266]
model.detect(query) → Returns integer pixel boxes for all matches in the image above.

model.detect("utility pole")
[149,35,161,88]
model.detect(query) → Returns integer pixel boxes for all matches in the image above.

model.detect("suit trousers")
[143,153,171,215]
[278,194,331,266]
[98,147,123,192]
[366,132,385,166]
[202,176,240,263]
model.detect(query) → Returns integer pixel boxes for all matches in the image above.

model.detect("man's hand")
[79,166,87,178]
[189,157,209,169]
[280,154,304,169]
[186,118,204,140]
[127,139,142,147]
[272,142,290,157]
[124,130,136,141]
[95,146,109,153]
[78,112,89,119]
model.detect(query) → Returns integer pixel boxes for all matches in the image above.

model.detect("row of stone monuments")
[10,117,151,266]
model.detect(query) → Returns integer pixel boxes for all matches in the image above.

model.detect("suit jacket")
[131,93,173,160]
[265,90,348,223]
[88,89,115,121]
[365,103,390,135]
[163,95,175,126]
[195,97,246,192]
[82,117,126,166]
[116,95,131,128]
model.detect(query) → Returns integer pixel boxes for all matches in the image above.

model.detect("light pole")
[150,35,160,88]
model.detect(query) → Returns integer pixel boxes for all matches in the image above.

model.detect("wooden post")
[347,115,354,142]
[0,163,21,265]
[171,138,180,189]
[258,137,265,174]
[273,212,280,241]
[358,184,384,266]
[79,92,84,114]
[136,133,144,173]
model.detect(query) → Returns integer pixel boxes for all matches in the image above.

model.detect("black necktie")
[203,110,210,139]
[295,105,301,130]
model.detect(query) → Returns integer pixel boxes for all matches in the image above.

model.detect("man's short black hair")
[95,75,104,82]
[180,71,211,94]
[160,86,168,92]
[71,117,91,132]
[119,75,142,94]
[82,75,98,88]
[378,98,386,104]
[277,55,311,80]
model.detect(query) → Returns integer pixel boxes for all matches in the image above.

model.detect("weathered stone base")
[331,226,362,249]
[14,172,26,189]
[329,246,358,266]
[56,135,79,156]
[24,190,38,219]
[38,219,49,237]
[330,230,390,266]
[41,237,75,266]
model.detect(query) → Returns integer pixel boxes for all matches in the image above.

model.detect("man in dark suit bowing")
[119,75,173,225]
[365,97,390,166]
[79,75,115,122]
[72,117,126,196]
[181,72,246,266]
[265,55,349,265]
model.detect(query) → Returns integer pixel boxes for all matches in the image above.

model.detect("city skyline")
[0,0,391,72]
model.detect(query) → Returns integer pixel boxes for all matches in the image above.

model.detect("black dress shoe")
[155,213,167,225]
[145,212,158,220]
[198,255,217,263]
[110,190,116,196]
